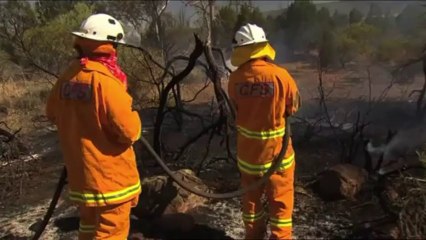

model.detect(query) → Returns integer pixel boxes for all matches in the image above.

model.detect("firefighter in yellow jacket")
[46,14,141,239]
[228,24,301,240]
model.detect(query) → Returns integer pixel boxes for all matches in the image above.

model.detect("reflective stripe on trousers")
[237,125,285,140]
[69,181,141,204]
[238,153,295,175]
[79,223,96,233]
[269,217,292,228]
[243,209,266,223]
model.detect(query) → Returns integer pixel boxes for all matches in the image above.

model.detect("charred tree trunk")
[420,54,426,118]
[153,35,204,156]
[171,86,183,131]
[204,46,225,117]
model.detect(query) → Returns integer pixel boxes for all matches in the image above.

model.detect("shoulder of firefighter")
[228,60,301,117]
[45,59,141,206]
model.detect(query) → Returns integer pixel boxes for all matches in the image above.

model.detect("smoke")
[383,123,426,161]
[367,119,426,164]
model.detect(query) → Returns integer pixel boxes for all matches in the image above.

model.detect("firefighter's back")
[229,58,296,166]
[48,59,141,206]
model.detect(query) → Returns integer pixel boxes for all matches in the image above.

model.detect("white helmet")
[72,13,125,44]
[233,23,268,47]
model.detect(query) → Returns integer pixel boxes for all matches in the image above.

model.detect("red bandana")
[80,52,128,89]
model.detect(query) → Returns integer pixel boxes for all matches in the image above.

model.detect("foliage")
[0,0,424,81]
[396,3,426,36]
[317,7,333,29]
[319,29,337,69]
[280,0,319,55]
[24,3,94,74]
[119,46,164,106]
[365,3,384,27]
[376,38,412,64]
[35,0,80,23]
[95,1,167,31]
[212,3,267,49]
[336,22,380,65]
[0,1,39,66]
[234,4,266,31]
[332,10,349,29]
[212,5,237,48]
[349,8,363,25]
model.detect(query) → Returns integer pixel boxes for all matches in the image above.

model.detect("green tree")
[336,22,380,67]
[234,4,266,31]
[280,0,318,55]
[250,7,266,27]
[35,0,80,24]
[319,29,337,69]
[0,1,94,77]
[142,12,193,58]
[365,3,384,28]
[349,8,363,25]
[336,33,357,68]
[212,5,237,48]
[332,10,349,28]
[376,38,413,65]
[396,3,425,36]
[24,3,94,74]
[317,7,332,27]
[96,1,168,40]
[209,3,267,47]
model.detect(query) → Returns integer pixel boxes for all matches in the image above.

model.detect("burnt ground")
[1,122,419,240]
[1,62,425,239]
[0,126,352,240]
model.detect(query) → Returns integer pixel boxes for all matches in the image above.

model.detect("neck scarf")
[80,52,127,88]
[74,37,128,88]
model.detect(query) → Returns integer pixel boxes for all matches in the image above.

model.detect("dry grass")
[0,78,49,204]
[397,176,426,239]
[0,78,51,134]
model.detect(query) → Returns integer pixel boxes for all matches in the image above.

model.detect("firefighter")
[228,23,301,240]
[46,13,141,239]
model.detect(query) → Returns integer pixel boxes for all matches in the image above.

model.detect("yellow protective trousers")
[241,160,295,240]
[78,197,137,240]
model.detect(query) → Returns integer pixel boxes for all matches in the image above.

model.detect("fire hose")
[31,120,291,239]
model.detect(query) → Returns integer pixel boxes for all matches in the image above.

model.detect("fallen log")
[132,168,207,217]
[312,164,368,201]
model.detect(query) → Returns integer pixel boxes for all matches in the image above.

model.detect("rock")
[313,164,368,201]
[132,169,207,219]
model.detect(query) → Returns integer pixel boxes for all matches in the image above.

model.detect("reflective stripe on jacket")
[237,125,285,140]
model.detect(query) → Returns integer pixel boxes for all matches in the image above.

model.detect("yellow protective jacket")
[46,59,142,207]
[228,58,301,176]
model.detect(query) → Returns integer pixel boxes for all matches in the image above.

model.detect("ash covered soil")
[0,126,361,240]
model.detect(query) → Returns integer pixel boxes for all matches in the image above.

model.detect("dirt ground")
[0,62,425,239]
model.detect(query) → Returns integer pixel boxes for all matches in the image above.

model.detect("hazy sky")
[165,1,338,25]
[165,1,418,15]
[166,1,297,14]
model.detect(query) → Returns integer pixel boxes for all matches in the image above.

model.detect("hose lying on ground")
[31,119,290,239]
[31,167,67,240]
